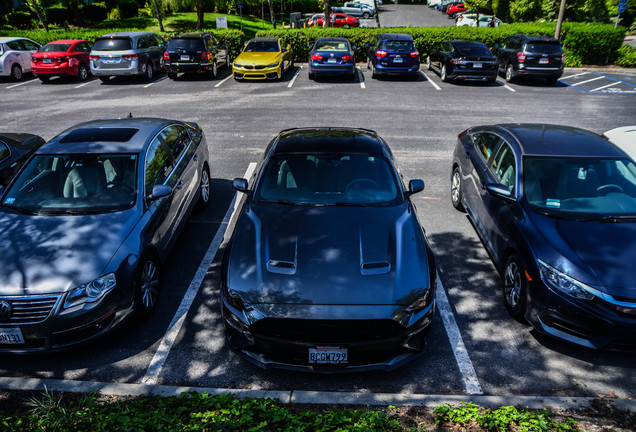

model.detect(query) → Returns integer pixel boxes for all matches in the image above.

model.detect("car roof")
[449,40,487,46]
[44,40,89,44]
[603,126,636,161]
[378,33,414,42]
[485,124,625,158]
[512,33,559,42]
[0,37,35,43]
[40,118,175,154]
[271,128,389,157]
[315,37,350,43]
[250,37,278,43]
[171,32,211,39]
[96,31,155,39]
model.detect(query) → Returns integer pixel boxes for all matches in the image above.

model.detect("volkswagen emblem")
[0,301,12,321]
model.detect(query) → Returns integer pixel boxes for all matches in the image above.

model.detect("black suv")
[164,32,230,79]
[491,34,564,84]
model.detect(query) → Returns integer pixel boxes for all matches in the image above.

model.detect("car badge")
[0,301,12,321]
[330,53,334,57]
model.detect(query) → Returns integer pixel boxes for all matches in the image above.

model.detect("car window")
[456,43,491,57]
[168,38,205,51]
[473,132,500,162]
[244,40,279,52]
[40,44,71,53]
[0,142,9,161]
[22,40,40,50]
[315,40,350,52]
[490,142,516,193]
[159,125,190,161]
[525,41,562,54]
[379,40,414,52]
[6,40,24,50]
[145,138,174,191]
[93,38,133,51]
[138,36,149,49]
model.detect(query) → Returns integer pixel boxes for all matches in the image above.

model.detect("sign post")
[238,3,243,31]
[616,0,627,28]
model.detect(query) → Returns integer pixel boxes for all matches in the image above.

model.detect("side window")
[0,142,9,161]
[490,142,517,193]
[22,40,39,51]
[473,132,500,163]
[139,36,149,49]
[7,40,23,50]
[144,137,173,192]
[159,125,190,161]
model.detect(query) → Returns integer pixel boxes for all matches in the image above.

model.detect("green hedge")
[615,44,636,67]
[256,22,628,66]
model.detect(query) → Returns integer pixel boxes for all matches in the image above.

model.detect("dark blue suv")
[367,33,420,79]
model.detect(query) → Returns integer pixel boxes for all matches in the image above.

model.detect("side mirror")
[405,179,424,197]
[485,183,514,201]
[148,184,172,201]
[233,178,251,195]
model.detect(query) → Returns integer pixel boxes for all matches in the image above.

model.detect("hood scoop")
[267,260,296,275]
[361,261,391,276]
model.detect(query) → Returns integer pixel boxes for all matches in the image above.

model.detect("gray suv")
[90,32,165,82]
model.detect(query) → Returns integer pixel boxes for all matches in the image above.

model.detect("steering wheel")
[346,178,379,191]
[597,184,623,193]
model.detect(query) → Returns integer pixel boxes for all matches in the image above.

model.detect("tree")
[152,0,165,31]
[24,0,49,32]
[166,0,213,29]
[464,0,492,27]
[510,0,542,22]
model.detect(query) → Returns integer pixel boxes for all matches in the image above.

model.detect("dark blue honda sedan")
[451,124,636,350]
[308,37,356,80]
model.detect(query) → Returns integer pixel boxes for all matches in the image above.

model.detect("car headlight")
[267,62,280,68]
[233,62,242,68]
[64,274,117,309]
[538,260,595,301]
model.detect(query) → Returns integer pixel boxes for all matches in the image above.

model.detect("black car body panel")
[0,133,45,187]
[451,124,636,350]
[428,40,497,83]
[164,32,229,77]
[491,34,564,83]
[222,128,436,372]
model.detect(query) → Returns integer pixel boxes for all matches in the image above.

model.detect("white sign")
[216,17,228,29]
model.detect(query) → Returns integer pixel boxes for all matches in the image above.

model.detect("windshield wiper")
[259,199,299,206]
[575,215,636,222]
[0,204,38,215]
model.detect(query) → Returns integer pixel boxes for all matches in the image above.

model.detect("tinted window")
[168,38,205,51]
[159,125,190,161]
[244,40,279,52]
[473,132,500,162]
[145,138,173,190]
[0,142,9,161]
[525,41,562,54]
[6,40,23,50]
[315,40,350,52]
[22,40,39,50]
[93,38,133,51]
[379,40,414,52]
[60,128,138,143]
[490,142,516,193]
[456,43,492,57]
[39,44,71,53]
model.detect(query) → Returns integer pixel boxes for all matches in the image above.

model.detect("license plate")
[43,59,51,63]
[328,58,337,63]
[308,347,348,364]
[473,62,482,68]
[180,55,190,61]
[104,58,120,64]
[0,328,25,345]
[394,56,403,63]
[539,58,549,64]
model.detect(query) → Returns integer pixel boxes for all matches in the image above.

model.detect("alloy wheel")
[504,260,521,309]
[78,64,88,81]
[139,260,159,311]
[11,64,22,81]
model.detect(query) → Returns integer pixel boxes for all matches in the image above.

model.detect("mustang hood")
[0,210,138,295]
[236,52,281,65]
[227,202,431,306]
[528,211,636,298]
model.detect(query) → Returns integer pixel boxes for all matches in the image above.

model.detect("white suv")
[0,37,41,81]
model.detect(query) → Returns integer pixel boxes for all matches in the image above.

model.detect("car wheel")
[211,61,218,79]
[343,24,350,28]
[308,72,315,80]
[505,64,515,83]
[134,254,160,319]
[38,75,50,83]
[144,62,154,80]
[99,76,110,82]
[372,65,378,79]
[11,64,23,81]
[363,12,370,18]
[451,166,465,211]
[77,64,89,81]
[441,64,449,82]
[426,56,432,70]
[168,71,177,79]
[197,165,210,210]
[503,254,528,322]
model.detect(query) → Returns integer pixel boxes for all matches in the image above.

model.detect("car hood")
[227,201,431,306]
[527,210,636,298]
[235,51,282,65]
[0,210,138,295]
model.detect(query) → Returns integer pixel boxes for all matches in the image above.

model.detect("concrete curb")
[1,377,634,412]
[564,67,636,75]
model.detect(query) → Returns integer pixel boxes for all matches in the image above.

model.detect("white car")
[604,126,636,161]
[428,0,442,7]
[0,37,41,81]
[457,14,503,27]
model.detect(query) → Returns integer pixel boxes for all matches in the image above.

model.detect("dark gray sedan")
[221,128,436,372]
[0,133,45,187]
[0,117,210,352]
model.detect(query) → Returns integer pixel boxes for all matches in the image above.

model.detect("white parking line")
[357,67,366,89]
[144,76,168,88]
[215,74,233,88]
[436,276,483,395]
[590,81,621,92]
[287,65,302,88]
[142,162,257,385]
[6,79,38,89]
[559,72,589,80]
[74,80,97,89]
[422,71,441,91]
[502,83,516,92]
[574,76,604,86]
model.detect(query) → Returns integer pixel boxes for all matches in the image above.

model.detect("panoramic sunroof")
[60,128,139,143]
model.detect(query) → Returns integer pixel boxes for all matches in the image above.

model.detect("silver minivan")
[90,31,165,82]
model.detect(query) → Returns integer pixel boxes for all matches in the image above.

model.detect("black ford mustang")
[221,127,437,372]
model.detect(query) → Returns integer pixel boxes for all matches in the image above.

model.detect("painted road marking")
[574,76,604,86]
[144,76,168,88]
[215,74,233,88]
[590,81,621,92]
[357,67,366,89]
[287,65,302,88]
[6,79,38,89]
[142,162,258,385]
[436,276,483,395]
[502,83,516,92]
[423,71,441,91]
[74,80,97,89]
[559,72,589,80]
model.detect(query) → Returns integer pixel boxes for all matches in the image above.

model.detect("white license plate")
[104,58,120,64]
[180,55,190,61]
[0,328,25,345]
[473,62,482,68]
[539,58,549,64]
[328,58,337,63]
[43,59,51,63]
[393,56,403,63]
[308,347,348,364]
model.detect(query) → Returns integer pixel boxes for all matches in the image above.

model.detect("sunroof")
[60,128,139,143]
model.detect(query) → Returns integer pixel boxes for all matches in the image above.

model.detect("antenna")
[127,113,133,118]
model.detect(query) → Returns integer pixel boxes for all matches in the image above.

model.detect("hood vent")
[361,261,391,276]
[267,260,296,275]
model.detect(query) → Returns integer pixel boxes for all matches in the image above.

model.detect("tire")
[363,12,370,18]
[134,254,160,319]
[451,166,465,212]
[505,64,515,83]
[426,56,432,71]
[99,76,110,82]
[210,61,218,79]
[144,62,154,81]
[168,71,177,79]
[11,64,23,81]
[77,64,89,81]
[308,72,315,80]
[441,64,449,82]
[197,166,210,210]
[503,254,528,322]
[371,65,378,79]
[38,75,50,83]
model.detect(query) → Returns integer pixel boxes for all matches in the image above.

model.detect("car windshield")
[168,38,205,51]
[379,40,414,52]
[524,156,636,218]
[92,38,133,51]
[456,43,491,57]
[256,153,400,205]
[39,44,71,53]
[526,41,561,54]
[315,41,350,52]
[244,40,279,52]
[1,154,138,215]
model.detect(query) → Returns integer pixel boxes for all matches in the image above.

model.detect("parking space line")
[215,75,233,88]
[590,81,621,92]
[74,80,97,89]
[287,65,302,88]
[436,276,483,395]
[144,76,168,88]
[574,76,604,86]
[6,79,38,89]
[559,72,589,80]
[502,83,516,92]
[590,71,636,87]
[142,162,257,385]
[357,67,366,89]
[422,71,441,91]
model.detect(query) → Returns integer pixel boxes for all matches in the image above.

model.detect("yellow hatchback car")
[232,37,293,81]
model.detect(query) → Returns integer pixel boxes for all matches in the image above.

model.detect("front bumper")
[233,65,279,80]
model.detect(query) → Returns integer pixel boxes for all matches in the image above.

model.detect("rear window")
[60,128,139,143]
[168,38,205,51]
[315,40,350,52]
[39,44,71,53]
[92,38,133,51]
[379,40,414,52]
[456,43,492,57]
[525,41,562,54]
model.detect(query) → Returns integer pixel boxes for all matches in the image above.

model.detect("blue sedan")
[308,37,356,80]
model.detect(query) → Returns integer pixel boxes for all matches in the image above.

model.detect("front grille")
[251,318,404,343]
[254,65,266,70]
[0,295,60,325]
[244,65,254,70]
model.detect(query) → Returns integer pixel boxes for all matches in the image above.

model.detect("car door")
[20,39,40,73]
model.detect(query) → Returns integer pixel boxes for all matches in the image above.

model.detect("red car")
[447,4,468,17]
[31,39,93,82]
[331,13,360,28]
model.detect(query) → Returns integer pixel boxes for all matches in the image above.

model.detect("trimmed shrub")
[615,44,636,67]
[7,10,35,30]
[117,0,139,19]
[46,5,71,27]
[82,3,108,24]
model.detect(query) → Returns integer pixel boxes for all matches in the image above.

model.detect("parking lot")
[1,63,635,401]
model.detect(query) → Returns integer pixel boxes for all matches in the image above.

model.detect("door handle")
[176,181,183,190]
